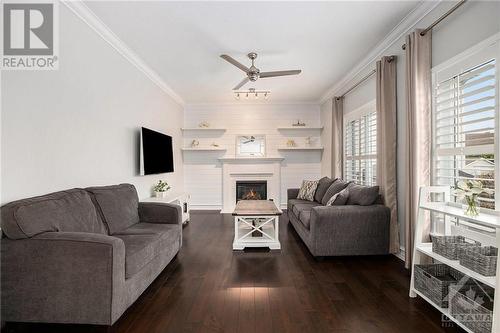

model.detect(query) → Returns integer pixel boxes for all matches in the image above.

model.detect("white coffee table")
[232,200,282,250]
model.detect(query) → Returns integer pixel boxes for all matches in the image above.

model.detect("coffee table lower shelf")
[232,215,281,250]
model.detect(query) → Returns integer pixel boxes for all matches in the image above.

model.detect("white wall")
[319,0,500,252]
[320,99,332,177]
[1,5,184,203]
[183,103,322,209]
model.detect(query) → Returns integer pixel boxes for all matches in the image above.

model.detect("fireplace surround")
[219,157,283,213]
[236,181,267,202]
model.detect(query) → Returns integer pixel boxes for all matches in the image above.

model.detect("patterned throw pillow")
[297,180,319,202]
[326,187,349,206]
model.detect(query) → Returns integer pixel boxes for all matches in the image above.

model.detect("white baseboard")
[394,246,406,262]
[190,205,221,211]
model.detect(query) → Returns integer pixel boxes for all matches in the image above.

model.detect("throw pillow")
[314,177,336,203]
[346,183,380,206]
[326,187,349,206]
[297,180,319,202]
[321,179,351,205]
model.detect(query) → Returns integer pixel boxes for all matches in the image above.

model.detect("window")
[344,101,377,186]
[432,40,499,210]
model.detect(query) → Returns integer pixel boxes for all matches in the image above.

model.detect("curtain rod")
[336,56,395,99]
[402,0,467,50]
[337,70,376,99]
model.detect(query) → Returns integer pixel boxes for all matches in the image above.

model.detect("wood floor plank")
[5,211,465,333]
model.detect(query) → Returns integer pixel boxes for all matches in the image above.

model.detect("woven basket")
[449,283,494,333]
[414,264,467,308]
[431,235,480,260]
[460,246,498,277]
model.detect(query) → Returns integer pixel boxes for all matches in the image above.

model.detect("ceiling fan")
[220,52,301,90]
[241,136,256,144]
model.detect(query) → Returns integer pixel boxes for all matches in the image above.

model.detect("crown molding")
[319,0,441,104]
[185,101,320,108]
[62,0,185,106]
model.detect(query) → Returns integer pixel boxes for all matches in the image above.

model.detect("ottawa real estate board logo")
[1,1,59,70]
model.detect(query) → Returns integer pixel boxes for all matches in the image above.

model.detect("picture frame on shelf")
[235,134,266,157]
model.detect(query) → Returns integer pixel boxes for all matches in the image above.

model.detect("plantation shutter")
[434,59,497,209]
[344,110,377,186]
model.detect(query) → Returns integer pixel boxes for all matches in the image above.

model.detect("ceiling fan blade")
[233,77,249,90]
[220,54,249,73]
[260,70,302,78]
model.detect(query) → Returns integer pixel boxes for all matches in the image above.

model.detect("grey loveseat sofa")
[1,183,182,325]
[288,178,390,257]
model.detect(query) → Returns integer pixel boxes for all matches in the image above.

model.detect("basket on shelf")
[449,282,495,333]
[459,246,498,277]
[414,264,469,308]
[431,234,480,260]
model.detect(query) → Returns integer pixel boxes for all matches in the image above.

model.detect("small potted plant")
[153,180,171,198]
[453,180,494,217]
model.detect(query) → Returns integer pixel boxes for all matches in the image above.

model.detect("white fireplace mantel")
[220,157,282,213]
[218,156,284,162]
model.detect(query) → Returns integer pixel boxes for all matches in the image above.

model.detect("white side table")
[142,192,190,225]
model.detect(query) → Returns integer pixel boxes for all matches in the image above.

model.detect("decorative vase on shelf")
[453,180,493,218]
[152,180,171,199]
[155,191,168,199]
[463,196,480,217]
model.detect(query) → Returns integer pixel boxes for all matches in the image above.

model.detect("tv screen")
[140,127,174,175]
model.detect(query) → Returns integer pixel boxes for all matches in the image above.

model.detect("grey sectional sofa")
[287,178,390,257]
[1,184,182,325]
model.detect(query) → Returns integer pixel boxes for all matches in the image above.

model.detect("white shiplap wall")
[183,103,322,209]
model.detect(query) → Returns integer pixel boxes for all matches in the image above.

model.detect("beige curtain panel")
[404,29,432,269]
[376,56,400,254]
[331,96,344,179]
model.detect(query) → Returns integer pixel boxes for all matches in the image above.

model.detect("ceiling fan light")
[235,93,240,100]
[255,93,259,99]
[245,93,249,99]
[264,92,269,99]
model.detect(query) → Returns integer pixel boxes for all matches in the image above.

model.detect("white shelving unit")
[142,192,190,225]
[277,126,323,131]
[410,186,500,333]
[278,147,324,151]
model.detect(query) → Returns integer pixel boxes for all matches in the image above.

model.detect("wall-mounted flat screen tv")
[140,127,174,175]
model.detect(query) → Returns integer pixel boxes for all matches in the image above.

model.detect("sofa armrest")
[138,202,182,225]
[309,205,390,255]
[287,188,300,200]
[1,232,125,324]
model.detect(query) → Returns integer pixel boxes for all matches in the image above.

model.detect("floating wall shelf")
[278,147,324,151]
[181,128,227,132]
[218,157,284,162]
[277,126,324,131]
[181,147,226,151]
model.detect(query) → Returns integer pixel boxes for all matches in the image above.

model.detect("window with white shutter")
[344,102,377,186]
[432,41,499,210]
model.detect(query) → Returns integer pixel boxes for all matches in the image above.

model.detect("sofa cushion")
[287,199,312,213]
[314,177,335,203]
[326,187,350,206]
[1,189,106,239]
[86,184,139,235]
[115,223,180,278]
[346,184,380,206]
[321,179,351,205]
[297,180,319,202]
[292,202,321,217]
[298,210,312,230]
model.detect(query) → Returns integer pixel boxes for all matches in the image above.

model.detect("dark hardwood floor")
[5,211,464,333]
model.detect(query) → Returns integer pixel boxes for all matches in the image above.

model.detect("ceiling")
[85,1,420,104]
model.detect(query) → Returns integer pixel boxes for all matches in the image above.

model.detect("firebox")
[236,181,267,202]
